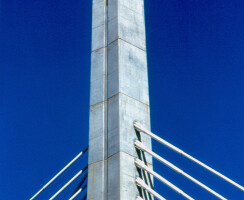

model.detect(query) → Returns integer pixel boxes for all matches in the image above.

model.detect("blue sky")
[0,0,244,199]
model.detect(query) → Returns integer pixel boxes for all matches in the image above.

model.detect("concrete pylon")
[87,0,152,199]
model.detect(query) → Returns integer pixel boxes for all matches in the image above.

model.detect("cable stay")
[136,177,166,200]
[136,196,144,200]
[69,184,87,200]
[134,121,244,192]
[135,140,227,200]
[49,165,88,200]
[135,159,194,200]
[69,172,88,200]
[70,172,88,196]
[30,146,88,200]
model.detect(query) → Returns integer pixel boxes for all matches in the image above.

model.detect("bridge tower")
[87,0,152,199]
[29,1,244,199]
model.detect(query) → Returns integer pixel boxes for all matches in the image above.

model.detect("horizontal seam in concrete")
[89,150,153,166]
[90,98,106,107]
[107,39,118,51]
[89,133,104,141]
[108,92,150,107]
[90,92,150,109]
[108,38,146,52]
[92,46,106,52]
[89,159,105,166]
[108,16,118,23]
[92,46,105,53]
[92,23,105,30]
[90,100,107,107]
[119,38,146,52]
[93,37,147,52]
[107,151,134,162]
[107,126,119,133]
[107,150,152,165]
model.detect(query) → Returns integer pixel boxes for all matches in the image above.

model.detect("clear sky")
[0,0,244,199]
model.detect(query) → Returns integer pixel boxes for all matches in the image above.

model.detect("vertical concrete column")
[88,0,152,199]
[87,0,107,199]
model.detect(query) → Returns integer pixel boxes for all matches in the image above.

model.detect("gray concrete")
[88,0,152,199]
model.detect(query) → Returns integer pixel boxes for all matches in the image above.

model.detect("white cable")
[134,122,244,192]
[49,166,87,200]
[136,196,144,200]
[135,159,194,200]
[30,147,88,200]
[135,140,227,200]
[136,177,167,200]
[69,185,87,200]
